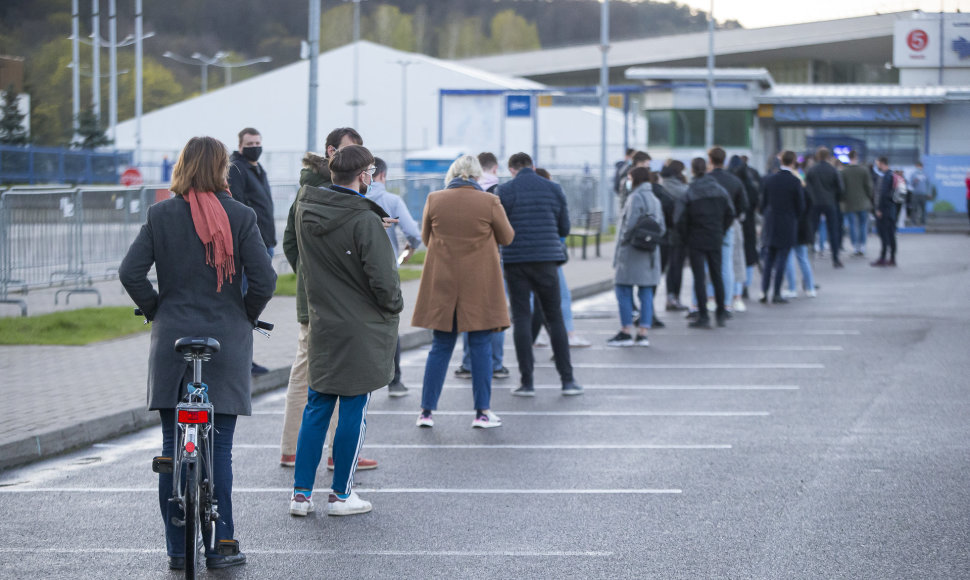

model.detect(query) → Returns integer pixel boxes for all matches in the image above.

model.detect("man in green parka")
[289,145,403,517]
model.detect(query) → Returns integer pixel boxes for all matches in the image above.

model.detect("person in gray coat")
[609,167,665,347]
[120,136,276,572]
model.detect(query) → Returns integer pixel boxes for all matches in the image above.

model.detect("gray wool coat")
[613,184,665,287]
[120,192,276,416]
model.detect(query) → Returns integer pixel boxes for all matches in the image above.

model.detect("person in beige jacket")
[411,155,515,429]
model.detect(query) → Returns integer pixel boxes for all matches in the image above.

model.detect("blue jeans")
[615,284,653,329]
[845,211,868,251]
[785,245,815,292]
[707,225,735,302]
[423,321,493,411]
[558,267,574,332]
[461,331,504,371]
[159,410,237,558]
[293,390,371,496]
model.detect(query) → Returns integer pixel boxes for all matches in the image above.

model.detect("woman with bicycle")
[120,136,276,571]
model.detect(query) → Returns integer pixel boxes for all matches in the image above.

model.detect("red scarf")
[185,189,235,292]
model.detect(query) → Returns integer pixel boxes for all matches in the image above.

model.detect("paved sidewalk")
[0,242,616,469]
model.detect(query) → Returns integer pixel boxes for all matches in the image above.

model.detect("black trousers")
[761,245,791,298]
[688,246,725,319]
[666,242,687,299]
[812,203,842,263]
[505,262,573,386]
[876,215,897,261]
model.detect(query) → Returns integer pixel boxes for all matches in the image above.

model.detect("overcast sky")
[677,0,969,29]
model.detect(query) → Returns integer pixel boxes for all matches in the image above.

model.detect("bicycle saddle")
[174,336,221,355]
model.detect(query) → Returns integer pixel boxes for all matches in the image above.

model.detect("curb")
[0,278,614,472]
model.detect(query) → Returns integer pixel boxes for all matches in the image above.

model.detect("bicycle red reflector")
[185,441,196,453]
[178,410,208,424]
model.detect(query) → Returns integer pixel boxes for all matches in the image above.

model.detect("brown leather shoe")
[327,456,378,471]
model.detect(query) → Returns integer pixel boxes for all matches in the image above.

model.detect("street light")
[163,51,271,94]
[391,59,420,171]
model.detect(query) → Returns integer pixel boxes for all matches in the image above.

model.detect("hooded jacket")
[675,175,735,252]
[296,184,403,396]
[283,154,331,324]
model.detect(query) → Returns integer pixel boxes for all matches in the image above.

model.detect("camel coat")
[411,184,515,333]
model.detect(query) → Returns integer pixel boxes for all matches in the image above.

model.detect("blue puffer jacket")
[496,168,571,264]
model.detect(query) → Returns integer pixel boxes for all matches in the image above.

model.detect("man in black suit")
[760,150,806,304]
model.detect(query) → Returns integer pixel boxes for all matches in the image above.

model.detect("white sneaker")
[327,491,372,516]
[706,298,716,312]
[732,298,746,312]
[534,330,549,347]
[781,289,798,299]
[416,412,433,428]
[804,289,817,298]
[471,410,502,429]
[289,492,314,517]
[568,335,592,347]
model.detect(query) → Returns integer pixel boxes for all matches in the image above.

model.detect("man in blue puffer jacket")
[497,153,583,397]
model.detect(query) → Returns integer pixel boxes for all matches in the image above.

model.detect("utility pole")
[394,60,418,169]
[108,0,117,141]
[704,0,715,150]
[135,0,143,166]
[599,0,610,225]
[72,0,80,138]
[308,0,320,152]
[352,0,361,129]
[92,0,101,121]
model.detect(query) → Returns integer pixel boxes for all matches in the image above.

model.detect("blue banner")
[922,155,970,212]
[773,105,914,123]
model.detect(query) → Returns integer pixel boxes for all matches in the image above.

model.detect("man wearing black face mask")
[228,127,276,375]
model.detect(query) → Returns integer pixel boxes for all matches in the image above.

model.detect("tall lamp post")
[599,0,610,226]
[704,0,715,150]
[307,0,320,152]
[344,0,366,129]
[163,51,228,94]
[392,59,419,170]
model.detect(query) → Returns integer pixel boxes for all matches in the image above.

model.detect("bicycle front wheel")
[183,459,200,579]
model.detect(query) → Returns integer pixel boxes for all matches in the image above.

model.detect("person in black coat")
[730,155,762,296]
[805,146,845,268]
[871,156,898,266]
[759,150,806,303]
[120,136,276,571]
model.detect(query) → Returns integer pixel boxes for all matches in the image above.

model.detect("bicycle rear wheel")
[183,459,200,579]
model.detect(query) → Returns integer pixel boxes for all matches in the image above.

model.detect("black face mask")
[242,146,262,162]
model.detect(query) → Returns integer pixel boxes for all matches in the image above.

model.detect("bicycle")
[142,309,272,578]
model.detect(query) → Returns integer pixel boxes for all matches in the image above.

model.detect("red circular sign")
[907,29,928,51]
[120,167,143,186]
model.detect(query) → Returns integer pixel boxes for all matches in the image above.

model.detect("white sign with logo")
[894,13,970,68]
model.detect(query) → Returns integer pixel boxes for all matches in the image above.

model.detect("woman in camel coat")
[411,155,514,429]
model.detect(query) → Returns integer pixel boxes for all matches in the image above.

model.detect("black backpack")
[624,211,664,252]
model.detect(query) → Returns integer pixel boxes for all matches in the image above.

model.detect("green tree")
[437,16,487,60]
[0,84,29,145]
[73,105,111,149]
[320,4,354,52]
[487,9,541,54]
[116,54,188,117]
[366,4,415,52]
[23,37,74,146]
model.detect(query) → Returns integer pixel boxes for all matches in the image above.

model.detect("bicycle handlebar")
[134,308,274,332]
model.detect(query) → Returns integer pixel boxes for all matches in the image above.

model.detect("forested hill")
[0,0,737,146]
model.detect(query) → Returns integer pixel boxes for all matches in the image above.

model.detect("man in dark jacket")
[707,147,748,311]
[675,157,735,328]
[805,146,845,268]
[497,152,583,397]
[228,127,276,375]
[290,145,402,518]
[871,156,898,267]
[759,150,806,303]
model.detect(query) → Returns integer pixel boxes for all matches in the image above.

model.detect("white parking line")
[0,548,615,557]
[0,487,682,495]
[253,410,769,417]
[233,443,732,450]
[402,362,825,369]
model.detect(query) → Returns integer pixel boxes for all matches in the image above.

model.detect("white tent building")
[115,41,636,183]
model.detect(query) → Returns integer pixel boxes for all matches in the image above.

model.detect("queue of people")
[123,129,924,572]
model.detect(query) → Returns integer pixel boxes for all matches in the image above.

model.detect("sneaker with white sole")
[568,335,592,347]
[472,410,502,429]
[634,335,650,347]
[416,412,434,428]
[289,493,314,517]
[781,289,798,299]
[804,289,817,298]
[732,298,746,312]
[606,331,634,347]
[327,491,372,516]
[492,366,511,379]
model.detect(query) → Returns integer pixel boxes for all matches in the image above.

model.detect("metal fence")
[0,174,606,316]
[0,145,134,185]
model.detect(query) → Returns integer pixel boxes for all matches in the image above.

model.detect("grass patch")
[405,249,426,265]
[275,273,297,296]
[398,268,423,282]
[0,306,151,345]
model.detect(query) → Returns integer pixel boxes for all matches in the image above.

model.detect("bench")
[568,209,603,260]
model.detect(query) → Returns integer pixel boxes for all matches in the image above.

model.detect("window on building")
[647,109,751,148]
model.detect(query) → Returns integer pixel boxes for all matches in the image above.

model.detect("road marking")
[434,345,844,352]
[565,330,861,336]
[0,487,682,495]
[232,443,732,450]
[253,410,770,417]
[462,384,800,391]
[403,362,825,369]
[0,547,614,557]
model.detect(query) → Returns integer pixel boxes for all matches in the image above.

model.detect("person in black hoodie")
[228,127,276,375]
[675,157,735,328]
[707,147,748,313]
[805,146,845,268]
[729,155,762,302]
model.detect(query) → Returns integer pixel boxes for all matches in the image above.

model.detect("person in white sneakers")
[289,145,403,517]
